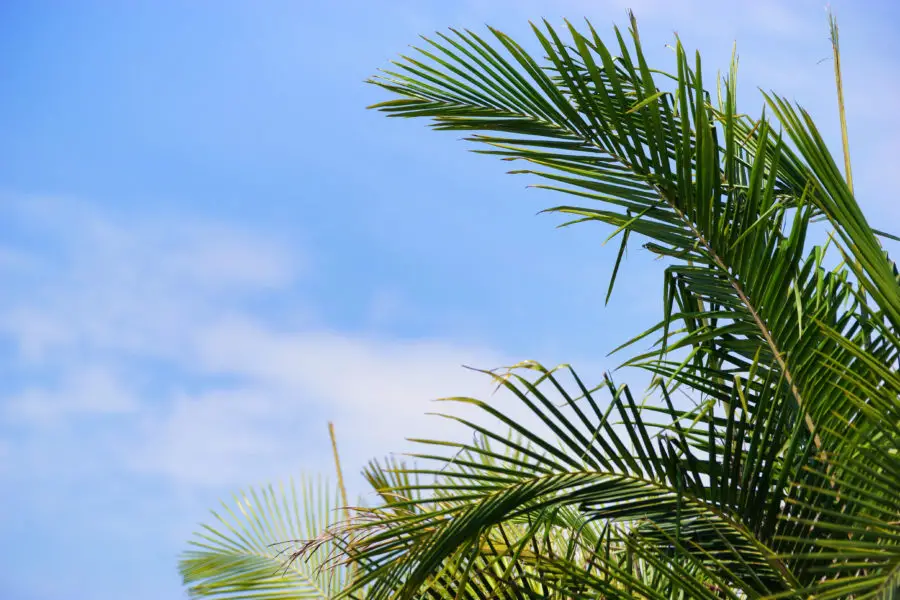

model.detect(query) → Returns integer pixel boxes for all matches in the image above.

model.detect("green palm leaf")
[180,477,349,600]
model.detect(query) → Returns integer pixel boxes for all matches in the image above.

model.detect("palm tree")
[181,14,899,599]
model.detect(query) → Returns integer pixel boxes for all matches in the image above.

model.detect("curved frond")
[180,477,349,600]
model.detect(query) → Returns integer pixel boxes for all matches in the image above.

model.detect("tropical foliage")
[179,477,349,600]
[181,15,900,600]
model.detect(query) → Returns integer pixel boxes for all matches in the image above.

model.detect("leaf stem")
[329,421,351,520]
[829,9,853,195]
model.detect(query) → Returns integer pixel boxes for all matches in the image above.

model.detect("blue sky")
[0,1,897,598]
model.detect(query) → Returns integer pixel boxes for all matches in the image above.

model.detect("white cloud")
[0,197,521,492]
[0,195,300,362]
[127,387,290,486]
[189,317,513,471]
[5,365,139,423]
[125,326,512,487]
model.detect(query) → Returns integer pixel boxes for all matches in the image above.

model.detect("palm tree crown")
[181,15,900,600]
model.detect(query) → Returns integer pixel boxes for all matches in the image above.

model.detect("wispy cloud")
[4,364,139,423]
[0,197,512,493]
[127,323,510,486]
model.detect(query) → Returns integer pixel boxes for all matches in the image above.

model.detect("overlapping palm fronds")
[180,15,899,600]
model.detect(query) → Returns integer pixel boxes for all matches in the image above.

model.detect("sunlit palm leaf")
[180,477,349,600]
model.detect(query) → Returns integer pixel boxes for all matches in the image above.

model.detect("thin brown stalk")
[329,421,350,520]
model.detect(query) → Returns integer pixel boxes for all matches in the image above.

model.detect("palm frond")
[180,476,350,600]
